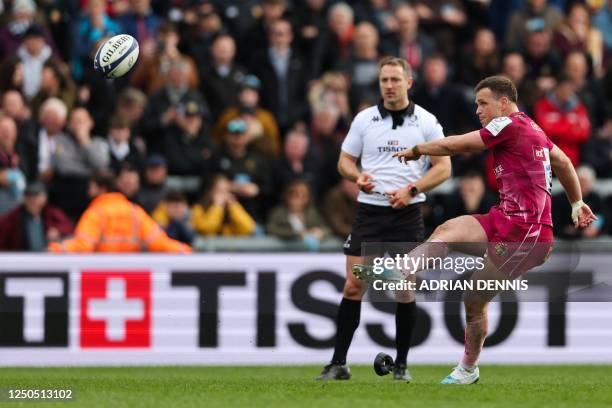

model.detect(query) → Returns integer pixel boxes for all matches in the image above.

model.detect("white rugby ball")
[93,34,139,79]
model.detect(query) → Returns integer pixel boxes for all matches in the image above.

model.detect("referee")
[316,57,451,381]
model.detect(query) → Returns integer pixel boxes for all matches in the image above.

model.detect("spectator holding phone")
[267,179,330,250]
[218,119,272,223]
[191,174,255,237]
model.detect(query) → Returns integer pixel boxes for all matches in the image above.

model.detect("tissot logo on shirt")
[377,144,407,153]
[388,140,399,146]
[80,271,151,348]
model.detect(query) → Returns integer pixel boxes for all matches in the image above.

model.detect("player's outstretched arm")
[393,130,485,162]
[550,145,597,228]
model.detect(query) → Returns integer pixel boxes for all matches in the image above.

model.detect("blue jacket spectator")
[116,0,161,60]
[593,1,612,53]
[72,0,121,80]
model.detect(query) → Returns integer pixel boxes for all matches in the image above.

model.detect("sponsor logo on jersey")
[530,120,544,132]
[343,234,351,249]
[533,146,546,161]
[377,145,408,153]
[403,115,419,127]
[494,243,508,257]
[494,164,504,178]
[371,116,380,122]
[485,116,512,136]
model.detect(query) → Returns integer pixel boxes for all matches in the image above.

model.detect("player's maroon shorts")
[472,206,554,278]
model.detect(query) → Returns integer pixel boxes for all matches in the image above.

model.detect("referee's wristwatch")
[408,184,419,198]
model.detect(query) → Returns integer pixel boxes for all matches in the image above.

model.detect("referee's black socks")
[330,299,416,366]
[331,297,361,365]
[395,301,417,366]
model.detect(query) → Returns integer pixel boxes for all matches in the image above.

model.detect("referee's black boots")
[393,364,413,382]
[315,364,351,381]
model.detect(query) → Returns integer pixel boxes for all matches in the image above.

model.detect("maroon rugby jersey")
[479,112,554,226]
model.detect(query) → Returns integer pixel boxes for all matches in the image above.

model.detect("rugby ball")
[93,34,139,79]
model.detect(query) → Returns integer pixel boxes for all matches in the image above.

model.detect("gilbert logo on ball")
[94,34,139,79]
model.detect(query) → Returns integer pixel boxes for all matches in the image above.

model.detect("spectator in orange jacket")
[48,172,191,253]
[533,74,591,166]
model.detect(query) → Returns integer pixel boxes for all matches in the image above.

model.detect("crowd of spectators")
[0,0,611,251]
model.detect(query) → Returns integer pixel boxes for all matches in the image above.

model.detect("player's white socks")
[400,238,449,277]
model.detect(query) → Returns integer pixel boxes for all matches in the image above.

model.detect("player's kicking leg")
[352,215,488,282]
[440,225,553,385]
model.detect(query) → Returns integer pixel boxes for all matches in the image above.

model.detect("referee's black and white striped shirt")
[341,100,445,207]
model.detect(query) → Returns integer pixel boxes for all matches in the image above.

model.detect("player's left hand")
[386,187,412,209]
[393,146,421,164]
[573,203,597,228]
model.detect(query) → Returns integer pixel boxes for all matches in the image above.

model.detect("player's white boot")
[440,365,480,384]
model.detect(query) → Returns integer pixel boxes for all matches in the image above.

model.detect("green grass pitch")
[0,365,610,408]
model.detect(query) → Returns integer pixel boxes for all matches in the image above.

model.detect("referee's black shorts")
[343,202,425,257]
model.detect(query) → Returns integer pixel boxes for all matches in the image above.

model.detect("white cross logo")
[87,278,145,341]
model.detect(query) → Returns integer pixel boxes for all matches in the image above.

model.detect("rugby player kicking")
[353,75,597,384]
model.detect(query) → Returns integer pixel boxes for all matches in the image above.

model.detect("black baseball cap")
[178,97,205,116]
